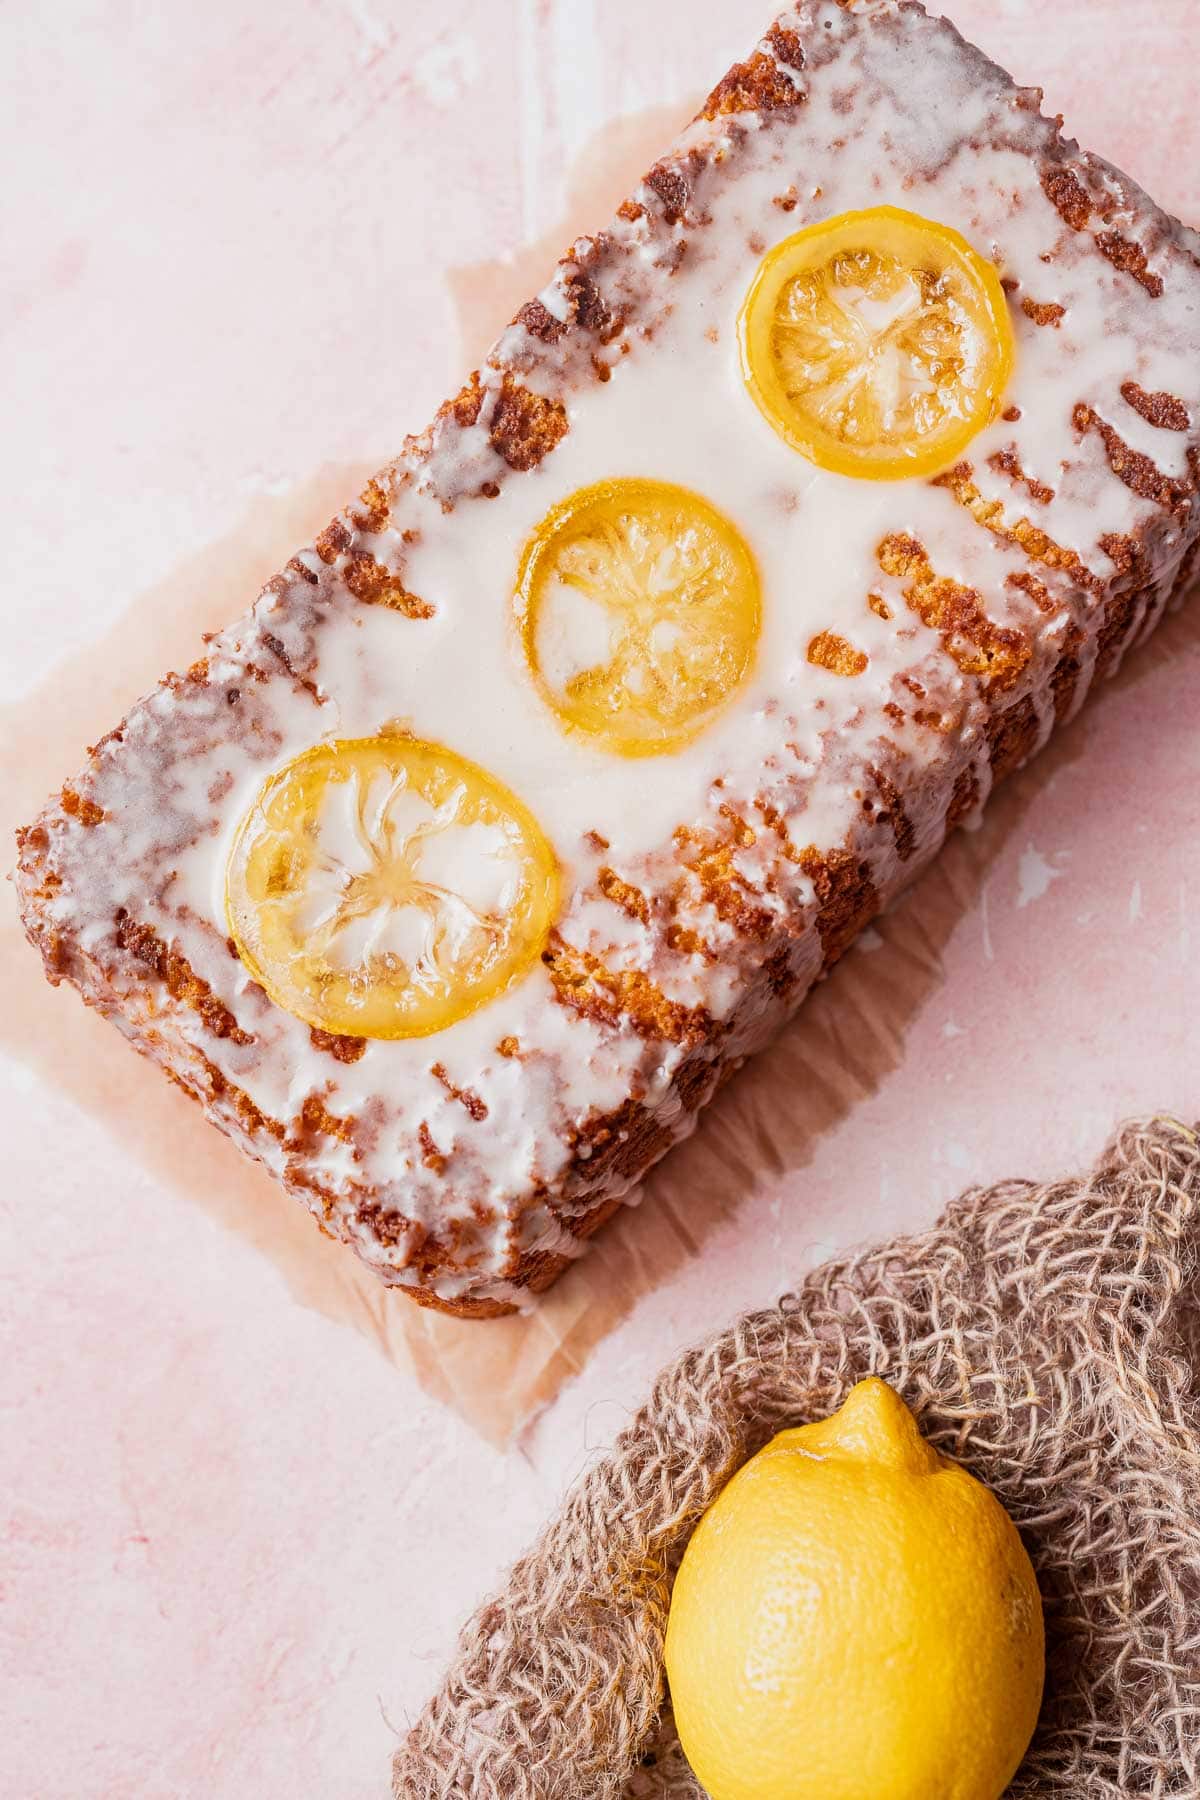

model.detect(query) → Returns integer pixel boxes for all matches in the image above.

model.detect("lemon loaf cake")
[17,0,1200,1315]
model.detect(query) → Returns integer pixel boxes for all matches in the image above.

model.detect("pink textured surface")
[3,3,1199,1795]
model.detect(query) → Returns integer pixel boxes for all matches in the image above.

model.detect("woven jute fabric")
[394,1118,1200,1798]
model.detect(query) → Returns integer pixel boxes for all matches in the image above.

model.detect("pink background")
[4,2,1199,1794]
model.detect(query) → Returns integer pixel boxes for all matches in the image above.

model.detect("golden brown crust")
[1121,381,1190,432]
[309,1026,368,1064]
[1020,298,1066,328]
[60,786,105,826]
[1073,404,1196,515]
[807,629,870,676]
[988,448,1055,507]
[932,462,1102,595]
[115,914,253,1048]
[439,371,570,475]
[876,530,1031,690]
[1040,165,1097,233]
[1095,231,1165,299]
[341,550,434,618]
[543,932,714,1046]
[699,33,804,122]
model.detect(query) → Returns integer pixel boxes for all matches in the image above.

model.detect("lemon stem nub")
[808,1378,940,1473]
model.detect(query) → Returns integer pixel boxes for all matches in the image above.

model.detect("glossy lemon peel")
[739,205,1016,480]
[225,734,558,1040]
[515,477,762,757]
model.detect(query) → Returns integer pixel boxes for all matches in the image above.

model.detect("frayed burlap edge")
[394,1118,1200,1798]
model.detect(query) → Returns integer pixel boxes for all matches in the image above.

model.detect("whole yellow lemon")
[663,1378,1044,1800]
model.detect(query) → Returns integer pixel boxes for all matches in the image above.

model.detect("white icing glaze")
[18,0,1200,1303]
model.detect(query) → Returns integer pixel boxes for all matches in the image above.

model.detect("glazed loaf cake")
[17,0,1200,1315]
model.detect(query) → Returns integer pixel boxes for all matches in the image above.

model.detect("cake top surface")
[19,0,1200,1301]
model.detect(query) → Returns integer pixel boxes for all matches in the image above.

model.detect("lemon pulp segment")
[225,736,558,1039]
[515,477,762,756]
[739,206,1015,479]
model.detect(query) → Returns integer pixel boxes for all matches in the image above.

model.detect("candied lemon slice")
[225,736,558,1040]
[516,478,761,757]
[739,206,1015,480]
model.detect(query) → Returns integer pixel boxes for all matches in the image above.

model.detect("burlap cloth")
[394,1118,1200,1798]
